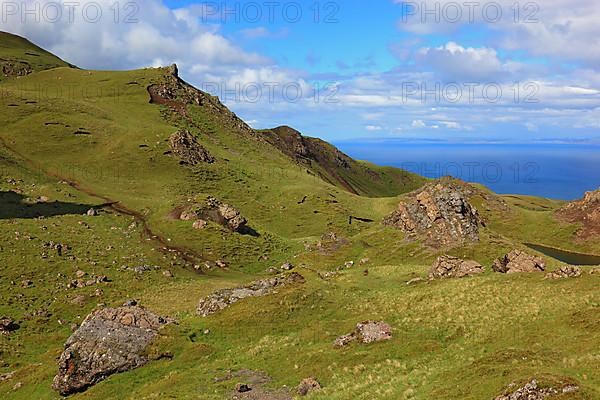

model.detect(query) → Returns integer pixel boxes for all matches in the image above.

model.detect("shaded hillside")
[0,31,74,80]
[261,125,425,197]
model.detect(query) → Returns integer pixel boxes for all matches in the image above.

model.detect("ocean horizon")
[335,141,600,200]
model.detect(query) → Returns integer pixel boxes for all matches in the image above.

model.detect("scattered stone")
[0,371,15,381]
[70,295,87,306]
[38,195,49,203]
[280,262,294,271]
[86,208,98,217]
[545,266,582,279]
[344,261,354,268]
[429,255,485,279]
[216,259,228,269]
[297,377,321,396]
[359,257,370,265]
[197,273,305,317]
[0,317,19,334]
[75,270,87,279]
[193,219,207,229]
[123,299,138,306]
[383,177,482,247]
[492,250,545,274]
[494,379,579,400]
[590,267,600,275]
[21,279,33,288]
[162,270,174,278]
[52,305,173,395]
[169,130,215,165]
[334,321,392,348]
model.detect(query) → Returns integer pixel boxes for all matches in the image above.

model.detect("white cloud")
[412,120,427,128]
[366,125,383,131]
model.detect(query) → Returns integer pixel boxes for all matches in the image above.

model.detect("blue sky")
[2,0,600,142]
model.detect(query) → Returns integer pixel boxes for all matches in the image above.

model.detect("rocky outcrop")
[169,130,215,165]
[52,305,172,395]
[334,321,392,348]
[494,379,579,400]
[148,65,255,135]
[429,256,485,279]
[383,178,482,247]
[492,250,545,274]
[174,197,248,233]
[557,188,600,238]
[545,266,582,279]
[1,61,32,78]
[197,273,305,317]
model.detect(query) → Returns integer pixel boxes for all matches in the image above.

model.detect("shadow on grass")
[0,191,94,219]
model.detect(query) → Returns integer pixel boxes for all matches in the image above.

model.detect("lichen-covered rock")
[334,321,392,348]
[545,266,582,279]
[429,255,485,279]
[197,273,305,317]
[383,178,482,247]
[492,250,545,273]
[52,305,172,395]
[494,379,579,400]
[169,130,215,165]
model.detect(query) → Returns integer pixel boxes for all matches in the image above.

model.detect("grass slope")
[0,34,598,399]
[0,31,73,80]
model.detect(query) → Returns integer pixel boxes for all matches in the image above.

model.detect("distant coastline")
[335,141,600,200]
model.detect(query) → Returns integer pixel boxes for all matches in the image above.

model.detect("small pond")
[525,243,600,266]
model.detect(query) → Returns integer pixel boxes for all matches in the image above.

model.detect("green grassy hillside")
[0,33,598,399]
[0,32,73,81]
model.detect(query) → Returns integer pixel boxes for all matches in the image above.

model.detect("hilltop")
[0,32,73,80]
[0,32,599,400]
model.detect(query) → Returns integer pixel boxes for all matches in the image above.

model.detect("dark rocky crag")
[52,305,172,396]
[383,177,483,247]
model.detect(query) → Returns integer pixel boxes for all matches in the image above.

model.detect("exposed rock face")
[174,197,248,232]
[545,266,582,279]
[52,305,172,395]
[492,250,546,273]
[557,188,600,238]
[429,256,485,279]
[169,130,215,165]
[1,61,32,78]
[148,65,255,135]
[494,379,579,400]
[383,178,482,247]
[297,377,321,396]
[197,273,305,317]
[334,321,392,348]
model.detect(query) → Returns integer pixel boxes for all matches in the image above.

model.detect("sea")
[334,141,600,200]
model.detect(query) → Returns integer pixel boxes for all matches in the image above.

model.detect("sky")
[1,0,600,142]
